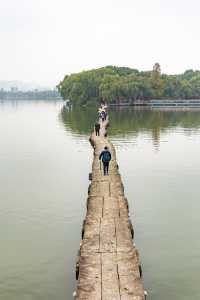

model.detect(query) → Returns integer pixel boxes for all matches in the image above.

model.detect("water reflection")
[60,106,200,150]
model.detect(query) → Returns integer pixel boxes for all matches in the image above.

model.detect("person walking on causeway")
[95,122,100,136]
[99,146,112,175]
[100,110,106,122]
[102,110,107,120]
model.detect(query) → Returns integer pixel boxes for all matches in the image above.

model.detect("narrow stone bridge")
[75,114,145,300]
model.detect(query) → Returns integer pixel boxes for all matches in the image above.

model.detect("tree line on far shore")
[0,89,61,100]
[57,64,200,105]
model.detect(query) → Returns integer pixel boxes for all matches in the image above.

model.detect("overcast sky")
[1,0,200,86]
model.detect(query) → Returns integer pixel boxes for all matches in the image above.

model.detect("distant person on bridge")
[100,110,107,122]
[103,110,107,120]
[99,146,112,176]
[95,122,100,136]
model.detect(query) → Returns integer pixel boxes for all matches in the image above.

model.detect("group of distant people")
[98,103,108,122]
[99,109,107,122]
[94,102,111,176]
[95,103,108,136]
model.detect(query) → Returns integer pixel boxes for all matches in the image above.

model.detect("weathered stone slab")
[100,218,116,253]
[89,181,110,197]
[87,196,103,218]
[81,217,100,253]
[102,253,120,300]
[76,254,101,300]
[116,218,133,252]
[103,196,119,218]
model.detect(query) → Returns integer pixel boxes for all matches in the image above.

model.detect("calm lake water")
[1,100,200,300]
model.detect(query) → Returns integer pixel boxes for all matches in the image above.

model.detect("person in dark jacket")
[99,146,112,175]
[95,122,100,136]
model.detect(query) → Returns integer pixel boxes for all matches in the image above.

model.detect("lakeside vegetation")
[58,64,200,105]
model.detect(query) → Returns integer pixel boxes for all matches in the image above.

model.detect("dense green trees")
[57,64,200,105]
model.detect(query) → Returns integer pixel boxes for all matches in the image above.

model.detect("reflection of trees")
[59,106,98,135]
[152,127,160,150]
[60,106,200,146]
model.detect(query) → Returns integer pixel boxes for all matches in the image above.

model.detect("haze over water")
[1,100,200,300]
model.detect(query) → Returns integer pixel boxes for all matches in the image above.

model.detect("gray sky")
[1,0,200,86]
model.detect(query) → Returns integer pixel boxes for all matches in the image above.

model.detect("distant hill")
[0,81,52,91]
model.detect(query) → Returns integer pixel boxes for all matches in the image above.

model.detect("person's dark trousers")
[103,161,109,175]
[95,129,100,136]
